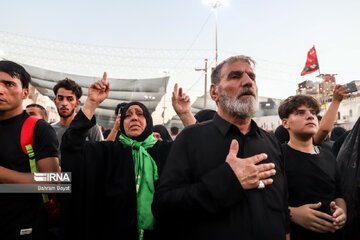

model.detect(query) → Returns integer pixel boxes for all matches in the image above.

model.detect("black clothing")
[61,110,171,240]
[194,109,216,123]
[332,130,350,157]
[330,127,346,142]
[282,144,342,240]
[153,114,288,240]
[153,125,172,142]
[0,111,59,239]
[336,118,360,239]
[321,138,335,155]
[275,125,290,144]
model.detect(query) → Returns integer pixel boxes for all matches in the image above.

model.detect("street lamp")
[202,0,228,66]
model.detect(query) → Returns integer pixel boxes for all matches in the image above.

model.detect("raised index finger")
[173,83,178,94]
[102,72,107,82]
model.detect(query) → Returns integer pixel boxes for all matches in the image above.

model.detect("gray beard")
[218,87,259,119]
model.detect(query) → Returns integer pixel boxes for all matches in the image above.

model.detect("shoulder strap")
[21,116,50,203]
[21,116,39,153]
[21,116,39,173]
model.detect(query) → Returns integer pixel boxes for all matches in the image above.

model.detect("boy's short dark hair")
[0,60,31,88]
[53,78,82,100]
[26,103,47,118]
[278,94,320,119]
[170,126,179,135]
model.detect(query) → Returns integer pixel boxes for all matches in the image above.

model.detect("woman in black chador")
[60,74,171,240]
[336,117,360,239]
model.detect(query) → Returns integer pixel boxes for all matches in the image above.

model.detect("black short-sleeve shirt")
[282,144,343,240]
[0,111,59,238]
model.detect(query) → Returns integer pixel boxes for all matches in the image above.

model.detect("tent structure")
[21,63,169,128]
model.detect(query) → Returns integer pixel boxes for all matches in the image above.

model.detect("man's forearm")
[178,111,196,127]
[314,101,341,144]
[0,156,59,184]
[0,166,36,184]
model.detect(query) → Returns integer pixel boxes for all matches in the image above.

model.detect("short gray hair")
[211,55,256,85]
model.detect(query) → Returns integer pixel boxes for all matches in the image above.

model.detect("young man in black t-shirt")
[0,60,59,239]
[278,94,346,240]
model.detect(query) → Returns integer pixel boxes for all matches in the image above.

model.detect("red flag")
[301,46,319,76]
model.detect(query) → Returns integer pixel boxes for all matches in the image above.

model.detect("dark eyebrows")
[227,71,243,78]
[227,71,256,80]
[57,95,74,100]
[295,109,317,114]
[247,72,256,80]
[0,80,16,85]
[135,108,144,114]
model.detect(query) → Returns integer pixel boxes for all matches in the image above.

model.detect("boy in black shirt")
[0,60,59,239]
[278,94,346,240]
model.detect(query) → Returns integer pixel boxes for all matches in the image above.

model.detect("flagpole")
[314,45,321,75]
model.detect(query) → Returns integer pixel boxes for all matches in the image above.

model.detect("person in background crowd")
[26,103,47,120]
[335,117,360,239]
[330,127,346,142]
[0,60,59,239]
[51,78,103,158]
[169,126,179,140]
[153,125,172,142]
[153,55,289,240]
[104,102,127,141]
[278,94,346,240]
[194,109,216,123]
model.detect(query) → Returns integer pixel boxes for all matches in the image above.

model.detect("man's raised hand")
[172,83,191,116]
[225,139,276,190]
[172,83,196,127]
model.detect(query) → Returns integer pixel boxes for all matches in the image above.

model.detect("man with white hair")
[153,55,289,240]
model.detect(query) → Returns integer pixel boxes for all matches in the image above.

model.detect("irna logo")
[34,172,71,182]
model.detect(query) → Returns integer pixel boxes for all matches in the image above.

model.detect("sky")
[0,0,359,123]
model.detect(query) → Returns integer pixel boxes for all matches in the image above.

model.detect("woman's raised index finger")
[102,72,107,82]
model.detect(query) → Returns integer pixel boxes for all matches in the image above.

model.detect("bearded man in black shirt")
[0,60,59,239]
[153,55,289,240]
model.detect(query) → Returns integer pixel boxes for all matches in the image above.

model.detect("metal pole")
[162,72,168,124]
[204,59,208,109]
[195,59,209,109]
[215,9,218,66]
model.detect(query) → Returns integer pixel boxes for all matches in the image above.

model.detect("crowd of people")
[0,57,359,240]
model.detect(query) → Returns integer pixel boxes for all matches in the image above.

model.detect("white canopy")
[22,63,169,128]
